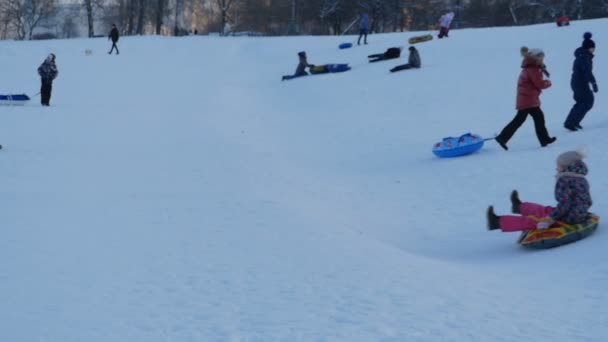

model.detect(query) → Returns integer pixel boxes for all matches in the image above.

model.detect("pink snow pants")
[499,202,554,232]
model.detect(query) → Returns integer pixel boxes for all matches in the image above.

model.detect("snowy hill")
[1,20,608,341]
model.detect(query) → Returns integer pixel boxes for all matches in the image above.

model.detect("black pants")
[109,42,119,54]
[357,29,368,45]
[390,64,413,73]
[496,107,552,145]
[41,81,53,106]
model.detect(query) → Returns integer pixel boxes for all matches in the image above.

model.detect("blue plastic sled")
[432,133,485,158]
[0,94,30,104]
[339,43,353,49]
[309,64,351,74]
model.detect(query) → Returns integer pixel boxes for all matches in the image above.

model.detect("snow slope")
[1,20,608,341]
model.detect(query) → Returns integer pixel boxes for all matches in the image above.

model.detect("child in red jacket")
[495,48,556,150]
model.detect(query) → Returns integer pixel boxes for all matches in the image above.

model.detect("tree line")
[1,0,608,40]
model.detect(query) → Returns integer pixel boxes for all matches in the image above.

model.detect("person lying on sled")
[368,47,402,63]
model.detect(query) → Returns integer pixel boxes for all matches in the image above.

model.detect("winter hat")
[47,53,56,62]
[298,51,306,57]
[557,150,586,168]
[408,46,416,51]
[528,48,545,58]
[582,32,595,49]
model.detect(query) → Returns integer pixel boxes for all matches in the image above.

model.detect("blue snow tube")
[432,133,484,158]
[327,64,351,73]
[339,42,353,49]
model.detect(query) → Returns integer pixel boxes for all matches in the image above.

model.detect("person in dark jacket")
[495,48,556,150]
[37,53,58,106]
[487,150,592,232]
[390,46,421,72]
[282,51,314,81]
[368,47,402,63]
[108,24,120,55]
[564,32,597,131]
[357,12,370,45]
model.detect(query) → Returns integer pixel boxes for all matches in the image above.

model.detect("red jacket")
[516,58,551,110]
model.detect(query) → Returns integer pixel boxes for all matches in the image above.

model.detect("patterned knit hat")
[557,150,585,167]
[528,48,544,58]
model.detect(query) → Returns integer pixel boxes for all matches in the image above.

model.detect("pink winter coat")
[516,57,551,110]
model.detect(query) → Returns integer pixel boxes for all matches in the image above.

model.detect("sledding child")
[564,32,598,131]
[368,47,402,63]
[282,51,313,81]
[487,150,592,232]
[37,53,58,106]
[495,48,556,150]
[390,46,421,72]
[438,12,455,38]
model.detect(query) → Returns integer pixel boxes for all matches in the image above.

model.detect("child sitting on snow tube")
[487,150,592,232]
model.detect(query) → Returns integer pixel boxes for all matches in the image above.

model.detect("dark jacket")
[384,47,401,59]
[109,27,119,42]
[38,59,58,83]
[551,160,592,223]
[516,57,551,110]
[408,48,421,68]
[571,47,596,92]
[295,56,311,76]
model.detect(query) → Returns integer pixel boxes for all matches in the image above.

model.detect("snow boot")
[495,137,508,151]
[511,190,521,214]
[541,136,557,147]
[487,206,500,231]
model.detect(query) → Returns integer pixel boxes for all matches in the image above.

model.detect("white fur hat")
[528,48,545,58]
[557,150,586,167]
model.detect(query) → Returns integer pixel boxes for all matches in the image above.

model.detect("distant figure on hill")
[495,48,556,150]
[37,53,58,106]
[368,47,402,63]
[564,32,598,131]
[438,12,455,38]
[358,12,370,45]
[390,46,421,72]
[282,51,314,81]
[108,24,120,55]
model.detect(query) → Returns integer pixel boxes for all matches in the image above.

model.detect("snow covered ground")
[1,20,608,341]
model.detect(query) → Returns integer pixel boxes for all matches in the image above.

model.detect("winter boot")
[541,136,557,147]
[487,206,500,231]
[495,137,508,151]
[510,190,521,214]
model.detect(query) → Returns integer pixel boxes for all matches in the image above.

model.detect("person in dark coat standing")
[564,32,597,131]
[37,53,58,106]
[495,48,556,150]
[108,24,120,55]
[357,12,370,45]
[390,46,421,72]
[282,51,314,81]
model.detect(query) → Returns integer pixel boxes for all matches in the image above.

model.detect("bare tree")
[3,0,57,40]
[82,0,104,37]
[216,0,238,35]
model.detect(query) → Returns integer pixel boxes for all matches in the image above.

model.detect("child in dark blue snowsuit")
[564,33,598,131]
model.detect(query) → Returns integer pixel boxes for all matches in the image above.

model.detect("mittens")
[592,83,598,93]
[536,220,554,229]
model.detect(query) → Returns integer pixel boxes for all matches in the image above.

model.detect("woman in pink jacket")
[495,48,556,150]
